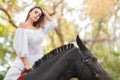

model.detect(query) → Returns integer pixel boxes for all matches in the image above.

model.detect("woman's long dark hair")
[25,6,45,28]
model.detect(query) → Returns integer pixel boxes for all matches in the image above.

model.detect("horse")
[19,35,112,80]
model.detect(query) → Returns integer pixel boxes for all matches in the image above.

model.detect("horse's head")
[76,35,112,80]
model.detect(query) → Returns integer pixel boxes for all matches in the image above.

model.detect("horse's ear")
[76,35,88,51]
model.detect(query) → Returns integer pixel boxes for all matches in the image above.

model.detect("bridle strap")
[82,56,102,80]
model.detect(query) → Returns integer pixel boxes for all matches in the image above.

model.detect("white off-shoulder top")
[12,21,58,70]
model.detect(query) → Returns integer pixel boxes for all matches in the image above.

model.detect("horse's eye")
[85,59,88,62]
[83,58,89,63]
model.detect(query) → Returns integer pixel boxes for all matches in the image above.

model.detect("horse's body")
[21,35,111,80]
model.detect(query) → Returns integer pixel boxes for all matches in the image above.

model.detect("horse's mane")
[33,43,74,68]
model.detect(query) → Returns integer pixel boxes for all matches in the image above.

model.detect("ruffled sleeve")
[42,20,58,35]
[13,28,29,58]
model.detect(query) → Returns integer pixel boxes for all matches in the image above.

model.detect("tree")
[0,0,78,79]
[79,0,120,79]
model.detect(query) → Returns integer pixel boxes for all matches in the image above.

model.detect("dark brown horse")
[19,35,111,80]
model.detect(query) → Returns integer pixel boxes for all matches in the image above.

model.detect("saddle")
[17,68,31,80]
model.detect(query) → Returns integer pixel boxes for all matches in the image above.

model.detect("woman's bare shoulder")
[18,22,27,28]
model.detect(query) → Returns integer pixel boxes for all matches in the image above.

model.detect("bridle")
[78,49,103,80]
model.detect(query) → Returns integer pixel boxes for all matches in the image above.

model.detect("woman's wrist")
[21,57,32,70]
[24,63,29,67]
[21,57,29,66]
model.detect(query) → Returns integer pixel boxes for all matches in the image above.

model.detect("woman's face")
[29,8,42,22]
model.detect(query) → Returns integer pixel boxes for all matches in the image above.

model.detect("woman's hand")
[24,64,33,71]
[41,8,53,21]
[21,57,33,71]
[41,8,48,15]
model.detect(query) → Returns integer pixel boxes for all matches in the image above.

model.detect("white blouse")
[12,20,58,70]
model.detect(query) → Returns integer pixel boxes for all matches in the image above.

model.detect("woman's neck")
[25,18,34,26]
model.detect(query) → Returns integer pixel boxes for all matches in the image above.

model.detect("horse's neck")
[43,47,80,80]
[58,65,76,80]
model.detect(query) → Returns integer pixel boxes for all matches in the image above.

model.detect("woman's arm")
[21,57,32,70]
[41,8,58,34]
[42,8,53,22]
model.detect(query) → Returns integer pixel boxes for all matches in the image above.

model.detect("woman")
[4,6,58,80]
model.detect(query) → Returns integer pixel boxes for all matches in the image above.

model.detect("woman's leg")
[4,66,22,80]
